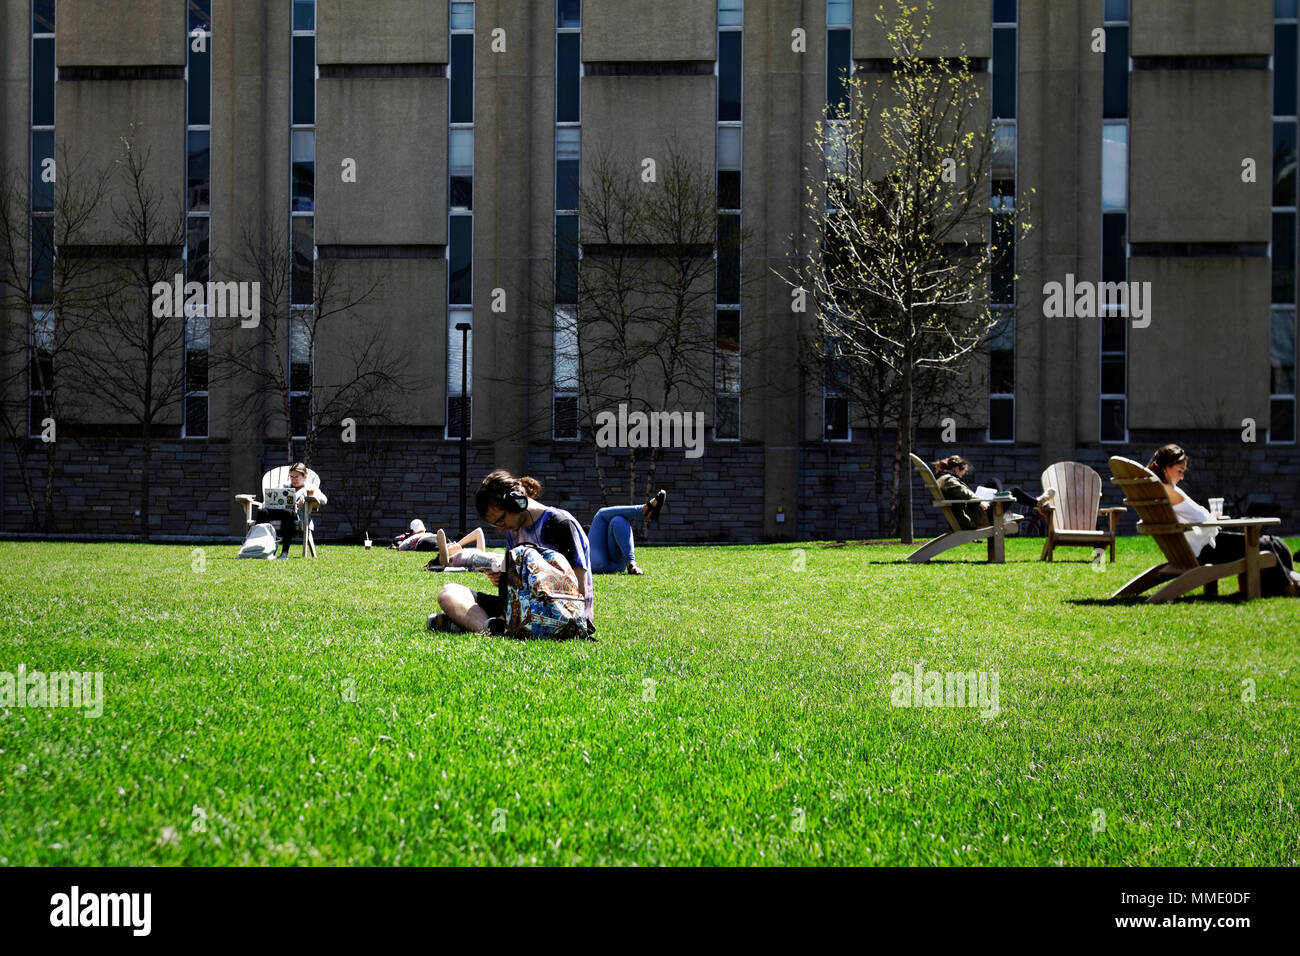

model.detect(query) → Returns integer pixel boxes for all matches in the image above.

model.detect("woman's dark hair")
[474,470,542,517]
[1147,444,1187,484]
[932,455,970,475]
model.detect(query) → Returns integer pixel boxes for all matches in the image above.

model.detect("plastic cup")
[1208,498,1224,518]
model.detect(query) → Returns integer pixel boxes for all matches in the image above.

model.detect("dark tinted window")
[30,216,53,304]
[188,43,211,126]
[185,395,209,437]
[557,32,580,122]
[33,0,55,33]
[557,0,581,29]
[719,30,741,121]
[449,215,473,304]
[827,29,851,112]
[992,28,1017,119]
[188,0,212,32]
[993,0,1017,24]
[32,37,54,126]
[293,0,315,32]
[717,214,740,304]
[824,395,848,440]
[1277,25,1298,115]
[989,396,1014,441]
[718,170,740,209]
[187,217,210,283]
[292,36,315,125]
[1103,27,1129,119]
[187,130,210,212]
[292,217,314,304]
[292,130,315,213]
[451,33,474,124]
[1271,398,1296,442]
[1275,122,1297,207]
[1100,398,1126,442]
[555,215,579,304]
[1102,315,1126,352]
[1274,211,1296,304]
[1102,213,1127,284]
[1101,354,1126,394]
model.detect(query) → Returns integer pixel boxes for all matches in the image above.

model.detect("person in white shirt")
[1148,444,1299,597]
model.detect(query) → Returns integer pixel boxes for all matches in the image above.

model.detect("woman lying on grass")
[1149,443,1300,597]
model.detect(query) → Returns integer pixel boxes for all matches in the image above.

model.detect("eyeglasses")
[486,511,509,529]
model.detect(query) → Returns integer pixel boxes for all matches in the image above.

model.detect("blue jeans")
[588,505,641,573]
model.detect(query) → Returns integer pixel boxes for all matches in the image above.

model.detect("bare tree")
[217,216,409,482]
[514,143,759,511]
[0,148,112,530]
[785,1,1032,542]
[51,136,187,539]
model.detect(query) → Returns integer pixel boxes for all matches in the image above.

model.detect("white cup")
[1208,498,1224,518]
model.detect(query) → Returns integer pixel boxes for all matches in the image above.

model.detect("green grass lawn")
[0,537,1297,866]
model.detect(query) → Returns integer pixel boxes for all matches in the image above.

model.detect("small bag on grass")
[502,543,594,641]
[236,522,278,559]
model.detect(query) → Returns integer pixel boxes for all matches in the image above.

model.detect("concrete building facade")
[1,0,1297,542]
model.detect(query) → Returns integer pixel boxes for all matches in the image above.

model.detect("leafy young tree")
[788,1,1032,542]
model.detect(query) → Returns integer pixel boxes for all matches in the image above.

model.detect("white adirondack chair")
[1039,461,1125,562]
[235,466,326,558]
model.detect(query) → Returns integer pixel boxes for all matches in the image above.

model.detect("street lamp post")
[456,321,472,538]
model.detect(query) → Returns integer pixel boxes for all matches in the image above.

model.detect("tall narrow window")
[553,2,581,439]
[1273,3,1298,441]
[1099,1,1129,443]
[29,1,56,437]
[290,1,315,441]
[716,3,743,440]
[184,1,211,436]
[987,1,1017,442]
[823,2,851,441]
[448,3,475,439]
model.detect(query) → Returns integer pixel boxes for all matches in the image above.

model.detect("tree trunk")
[899,357,914,544]
[139,421,152,540]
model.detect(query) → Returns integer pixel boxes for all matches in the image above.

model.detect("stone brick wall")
[4,431,1297,542]
[2,438,231,536]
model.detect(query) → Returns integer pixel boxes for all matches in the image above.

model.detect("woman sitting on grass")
[429,471,593,634]
[1148,443,1300,597]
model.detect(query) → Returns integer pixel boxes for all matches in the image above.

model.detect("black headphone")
[477,480,529,515]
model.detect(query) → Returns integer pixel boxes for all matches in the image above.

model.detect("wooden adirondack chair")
[235,465,326,557]
[1107,456,1279,602]
[907,453,1021,563]
[1039,461,1125,562]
